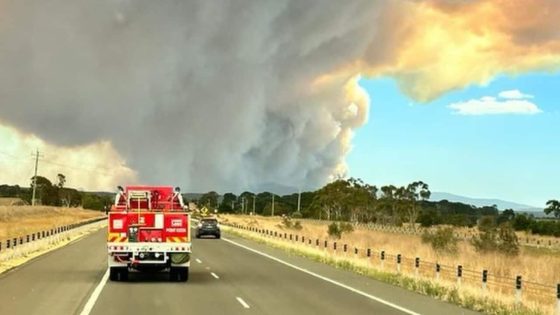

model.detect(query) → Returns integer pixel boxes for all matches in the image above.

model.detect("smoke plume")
[0,0,559,192]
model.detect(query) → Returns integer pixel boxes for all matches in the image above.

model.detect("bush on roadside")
[340,222,354,233]
[293,221,303,230]
[281,216,293,229]
[421,227,458,254]
[328,222,342,239]
[472,223,519,256]
[292,212,303,219]
[327,222,354,239]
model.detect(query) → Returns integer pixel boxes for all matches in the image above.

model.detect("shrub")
[327,222,353,239]
[293,221,303,230]
[328,222,342,239]
[421,227,458,254]
[281,216,293,229]
[292,212,303,219]
[496,223,519,255]
[340,222,354,233]
[472,223,519,256]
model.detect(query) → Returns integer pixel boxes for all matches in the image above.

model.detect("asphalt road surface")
[0,228,480,315]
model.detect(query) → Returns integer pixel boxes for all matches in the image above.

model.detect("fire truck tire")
[110,267,128,281]
[170,267,189,282]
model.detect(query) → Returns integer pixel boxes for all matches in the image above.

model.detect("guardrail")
[225,222,560,314]
[0,216,107,254]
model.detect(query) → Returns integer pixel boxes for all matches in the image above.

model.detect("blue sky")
[347,73,560,207]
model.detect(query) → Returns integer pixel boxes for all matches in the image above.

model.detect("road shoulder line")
[79,268,109,315]
[222,237,420,315]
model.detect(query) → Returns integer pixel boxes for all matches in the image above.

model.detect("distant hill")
[430,192,542,212]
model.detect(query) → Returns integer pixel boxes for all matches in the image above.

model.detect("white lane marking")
[79,268,109,315]
[222,237,421,315]
[211,272,220,279]
[236,297,250,309]
[196,258,202,264]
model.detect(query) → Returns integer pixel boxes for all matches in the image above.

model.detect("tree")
[544,200,560,218]
[57,173,66,188]
[220,193,237,213]
[497,209,515,225]
[379,185,399,225]
[199,191,219,209]
[311,179,352,221]
[30,176,58,206]
[403,181,430,230]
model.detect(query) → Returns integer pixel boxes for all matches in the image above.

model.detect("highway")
[0,228,480,315]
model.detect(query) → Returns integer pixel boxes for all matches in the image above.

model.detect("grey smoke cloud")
[0,0,380,192]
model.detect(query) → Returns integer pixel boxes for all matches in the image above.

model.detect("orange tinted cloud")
[358,0,560,101]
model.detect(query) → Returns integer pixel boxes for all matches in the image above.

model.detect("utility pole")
[297,189,301,213]
[31,149,41,206]
[241,197,245,214]
[271,194,275,217]
[231,201,234,211]
[252,195,256,214]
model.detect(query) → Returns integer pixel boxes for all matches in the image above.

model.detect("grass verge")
[222,225,546,315]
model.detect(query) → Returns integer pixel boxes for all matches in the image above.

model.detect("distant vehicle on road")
[196,217,221,239]
[107,185,191,282]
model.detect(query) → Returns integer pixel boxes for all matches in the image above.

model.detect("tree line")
[196,178,560,237]
[0,175,112,211]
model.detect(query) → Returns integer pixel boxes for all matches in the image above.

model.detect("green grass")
[222,226,546,315]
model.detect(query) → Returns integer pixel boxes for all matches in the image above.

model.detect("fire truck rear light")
[181,247,185,251]
[119,246,124,250]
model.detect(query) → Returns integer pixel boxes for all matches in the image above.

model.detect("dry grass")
[0,206,103,240]
[221,215,560,314]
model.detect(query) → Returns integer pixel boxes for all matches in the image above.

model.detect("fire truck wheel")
[109,267,128,281]
[170,267,189,282]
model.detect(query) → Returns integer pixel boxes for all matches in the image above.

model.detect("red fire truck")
[107,185,191,281]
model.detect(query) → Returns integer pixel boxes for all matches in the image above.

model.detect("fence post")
[381,251,385,269]
[7,240,10,249]
[482,270,488,291]
[354,247,358,259]
[415,257,420,278]
[397,254,401,273]
[436,263,441,280]
[515,276,522,305]
[556,284,560,315]
[457,265,463,286]
[343,244,347,256]
[333,242,337,254]
[366,248,371,265]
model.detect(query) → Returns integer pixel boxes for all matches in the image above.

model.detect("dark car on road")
[195,217,221,239]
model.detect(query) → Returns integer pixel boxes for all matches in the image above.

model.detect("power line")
[38,158,117,177]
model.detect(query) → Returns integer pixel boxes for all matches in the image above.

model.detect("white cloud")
[448,93,542,116]
[498,89,533,99]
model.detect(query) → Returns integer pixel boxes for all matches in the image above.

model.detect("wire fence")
[225,222,560,314]
[300,218,560,250]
